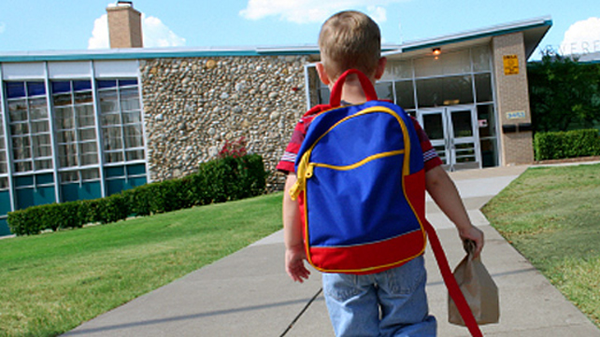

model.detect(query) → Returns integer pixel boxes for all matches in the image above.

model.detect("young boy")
[276,10,484,336]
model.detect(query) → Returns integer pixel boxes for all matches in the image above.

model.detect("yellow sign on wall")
[503,55,519,75]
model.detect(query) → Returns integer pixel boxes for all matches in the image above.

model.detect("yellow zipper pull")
[305,164,314,178]
[289,150,313,200]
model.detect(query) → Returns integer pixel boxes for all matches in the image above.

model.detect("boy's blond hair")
[318,10,381,81]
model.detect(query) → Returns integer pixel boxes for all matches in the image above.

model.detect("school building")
[0,3,552,235]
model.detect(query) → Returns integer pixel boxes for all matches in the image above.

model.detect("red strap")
[423,220,483,337]
[329,69,378,107]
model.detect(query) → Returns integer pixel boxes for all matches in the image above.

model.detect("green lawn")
[482,163,600,328]
[0,193,283,337]
[3,164,600,335]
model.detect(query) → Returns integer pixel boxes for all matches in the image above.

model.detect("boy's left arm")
[283,173,311,283]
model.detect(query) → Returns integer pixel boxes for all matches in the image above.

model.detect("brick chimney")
[107,1,143,48]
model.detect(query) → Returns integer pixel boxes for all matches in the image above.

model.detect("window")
[475,73,493,102]
[0,101,8,190]
[414,50,470,78]
[472,46,492,72]
[53,80,98,169]
[104,163,147,195]
[52,80,101,185]
[383,60,413,80]
[375,82,393,101]
[416,76,474,108]
[5,82,53,173]
[97,79,145,164]
[394,80,415,110]
[59,167,100,183]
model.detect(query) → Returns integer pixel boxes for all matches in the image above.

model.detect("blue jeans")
[322,256,436,336]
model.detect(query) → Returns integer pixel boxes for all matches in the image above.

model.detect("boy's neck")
[335,76,373,105]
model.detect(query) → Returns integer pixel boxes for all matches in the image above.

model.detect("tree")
[528,52,600,132]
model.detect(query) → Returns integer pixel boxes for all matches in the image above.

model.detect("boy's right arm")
[283,173,311,283]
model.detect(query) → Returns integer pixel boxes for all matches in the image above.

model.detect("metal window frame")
[90,61,107,198]
[6,81,54,176]
[98,79,144,167]
[52,78,101,188]
[0,66,16,213]
[43,63,62,203]
[303,44,502,169]
[0,61,147,216]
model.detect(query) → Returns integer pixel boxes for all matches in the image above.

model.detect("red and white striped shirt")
[276,104,442,174]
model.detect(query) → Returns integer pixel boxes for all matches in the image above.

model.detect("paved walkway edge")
[65,165,600,336]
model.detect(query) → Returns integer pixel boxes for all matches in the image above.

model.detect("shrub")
[7,153,267,236]
[8,201,90,235]
[94,193,130,224]
[534,129,600,161]
[197,153,267,203]
[76,200,96,226]
[122,184,154,217]
[8,209,41,236]
[147,178,191,214]
[237,153,268,197]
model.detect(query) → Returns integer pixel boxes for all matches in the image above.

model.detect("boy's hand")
[458,225,484,258]
[285,244,311,283]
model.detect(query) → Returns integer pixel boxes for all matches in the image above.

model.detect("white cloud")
[367,6,387,23]
[0,22,6,34]
[88,13,185,49]
[142,15,186,48]
[559,17,600,55]
[239,0,401,24]
[398,22,403,43]
[88,14,109,49]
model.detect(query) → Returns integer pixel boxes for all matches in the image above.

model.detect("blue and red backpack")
[289,69,483,337]
[289,69,426,275]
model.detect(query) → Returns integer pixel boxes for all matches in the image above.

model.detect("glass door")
[447,106,480,170]
[420,109,450,170]
[418,106,480,171]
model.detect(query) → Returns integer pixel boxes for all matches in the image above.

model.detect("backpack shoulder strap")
[423,220,483,337]
[302,104,332,118]
[329,69,378,106]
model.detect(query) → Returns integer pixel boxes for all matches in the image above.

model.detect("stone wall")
[140,55,311,189]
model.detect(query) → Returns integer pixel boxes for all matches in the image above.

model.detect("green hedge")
[534,129,600,161]
[8,154,267,236]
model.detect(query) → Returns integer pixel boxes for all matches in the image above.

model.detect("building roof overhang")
[578,51,600,63]
[383,16,552,61]
[0,16,551,64]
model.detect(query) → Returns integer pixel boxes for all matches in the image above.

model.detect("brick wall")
[492,32,534,165]
[107,5,143,48]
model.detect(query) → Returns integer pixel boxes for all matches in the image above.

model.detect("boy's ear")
[374,57,387,80]
[316,62,331,85]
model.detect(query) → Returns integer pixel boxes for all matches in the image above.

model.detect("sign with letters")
[503,55,519,75]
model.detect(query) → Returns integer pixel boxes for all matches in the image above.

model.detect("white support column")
[90,61,107,198]
[43,62,62,204]
[489,46,502,168]
[136,62,151,183]
[303,64,313,110]
[0,65,17,213]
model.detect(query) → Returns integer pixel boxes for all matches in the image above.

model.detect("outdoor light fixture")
[432,48,441,55]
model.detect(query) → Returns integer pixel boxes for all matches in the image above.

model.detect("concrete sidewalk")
[65,165,600,336]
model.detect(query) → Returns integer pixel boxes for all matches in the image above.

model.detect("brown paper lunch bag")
[448,240,500,326]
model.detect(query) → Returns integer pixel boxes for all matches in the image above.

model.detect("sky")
[0,0,599,60]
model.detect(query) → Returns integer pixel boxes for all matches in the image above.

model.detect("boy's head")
[318,10,382,82]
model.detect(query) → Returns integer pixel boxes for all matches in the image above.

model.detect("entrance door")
[418,106,480,171]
